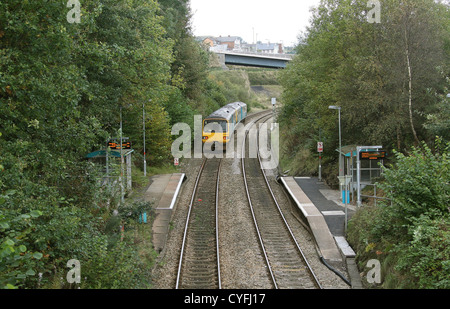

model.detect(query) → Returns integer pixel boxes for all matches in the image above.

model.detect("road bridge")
[214,51,293,69]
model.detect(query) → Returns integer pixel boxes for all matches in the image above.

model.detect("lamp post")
[328,105,342,177]
[329,105,343,200]
[120,106,124,204]
[143,100,149,177]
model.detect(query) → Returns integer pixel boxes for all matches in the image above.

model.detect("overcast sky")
[189,0,322,47]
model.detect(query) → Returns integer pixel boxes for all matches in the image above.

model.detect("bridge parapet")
[213,50,293,69]
[214,50,294,60]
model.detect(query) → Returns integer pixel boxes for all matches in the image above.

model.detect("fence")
[359,183,393,206]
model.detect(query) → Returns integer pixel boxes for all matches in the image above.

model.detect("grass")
[208,67,283,113]
[147,164,179,177]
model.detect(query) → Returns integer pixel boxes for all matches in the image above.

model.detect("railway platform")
[280,176,363,288]
[145,173,186,253]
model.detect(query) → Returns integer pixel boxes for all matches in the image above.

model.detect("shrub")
[395,215,450,289]
[347,138,449,288]
[378,140,449,225]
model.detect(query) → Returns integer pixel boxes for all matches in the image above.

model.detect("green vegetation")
[279,0,449,288]
[279,0,449,182]
[209,69,259,110]
[0,0,253,289]
[0,0,175,289]
[247,69,280,86]
[347,140,449,288]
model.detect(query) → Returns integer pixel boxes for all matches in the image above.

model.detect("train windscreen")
[203,120,228,133]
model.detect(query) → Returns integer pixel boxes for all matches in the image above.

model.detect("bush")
[247,70,280,85]
[396,215,450,289]
[347,139,450,288]
[378,140,449,224]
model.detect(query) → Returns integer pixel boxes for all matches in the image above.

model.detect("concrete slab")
[152,209,172,253]
[280,177,342,263]
[156,173,185,210]
[322,211,345,216]
[334,236,356,258]
[347,258,364,289]
[319,189,357,211]
[144,173,186,253]
[145,174,172,208]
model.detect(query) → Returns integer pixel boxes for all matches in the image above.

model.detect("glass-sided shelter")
[340,145,386,206]
[86,148,134,192]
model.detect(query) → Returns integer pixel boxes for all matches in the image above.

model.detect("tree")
[0,0,175,288]
[279,0,449,179]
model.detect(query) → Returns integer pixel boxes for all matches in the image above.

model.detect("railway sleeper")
[184,269,217,276]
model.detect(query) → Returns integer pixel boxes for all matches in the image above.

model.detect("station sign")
[108,138,132,150]
[317,142,323,153]
[359,150,387,160]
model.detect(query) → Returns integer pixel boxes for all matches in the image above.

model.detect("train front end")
[202,118,229,150]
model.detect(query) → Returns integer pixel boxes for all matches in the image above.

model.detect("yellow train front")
[202,102,247,150]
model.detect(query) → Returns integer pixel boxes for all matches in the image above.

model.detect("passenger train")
[202,102,247,150]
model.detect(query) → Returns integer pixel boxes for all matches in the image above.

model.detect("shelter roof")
[86,149,134,159]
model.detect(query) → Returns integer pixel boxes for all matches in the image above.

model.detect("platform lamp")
[143,100,150,177]
[329,105,343,198]
[120,105,125,204]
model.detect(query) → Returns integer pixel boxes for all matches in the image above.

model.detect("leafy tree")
[279,0,449,180]
[158,0,228,117]
[377,140,449,226]
[0,0,175,288]
[347,139,449,288]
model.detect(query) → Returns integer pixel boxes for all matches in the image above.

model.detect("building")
[198,35,243,51]
[240,42,284,54]
[256,43,282,54]
[197,35,285,54]
[214,35,242,50]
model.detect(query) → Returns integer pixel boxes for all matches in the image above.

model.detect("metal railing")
[213,49,294,60]
[359,183,393,206]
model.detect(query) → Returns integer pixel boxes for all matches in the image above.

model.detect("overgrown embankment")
[347,140,449,289]
[208,67,282,112]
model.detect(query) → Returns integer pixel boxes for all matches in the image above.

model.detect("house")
[240,42,284,54]
[197,35,285,54]
[199,35,243,51]
[202,37,215,48]
[256,43,283,54]
[214,35,242,50]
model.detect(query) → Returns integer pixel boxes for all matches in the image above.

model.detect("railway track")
[242,115,323,289]
[176,158,222,289]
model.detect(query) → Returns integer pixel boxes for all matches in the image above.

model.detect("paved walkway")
[290,177,363,289]
[145,173,185,253]
[293,177,356,237]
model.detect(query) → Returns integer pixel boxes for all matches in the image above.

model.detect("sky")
[189,0,322,47]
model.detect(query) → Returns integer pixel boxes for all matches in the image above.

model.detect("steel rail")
[257,117,323,289]
[216,158,222,289]
[241,113,278,289]
[175,158,222,289]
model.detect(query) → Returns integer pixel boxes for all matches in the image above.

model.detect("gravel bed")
[151,115,351,289]
[218,156,273,289]
[151,157,204,289]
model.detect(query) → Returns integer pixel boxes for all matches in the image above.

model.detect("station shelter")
[86,148,134,194]
[339,145,386,207]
